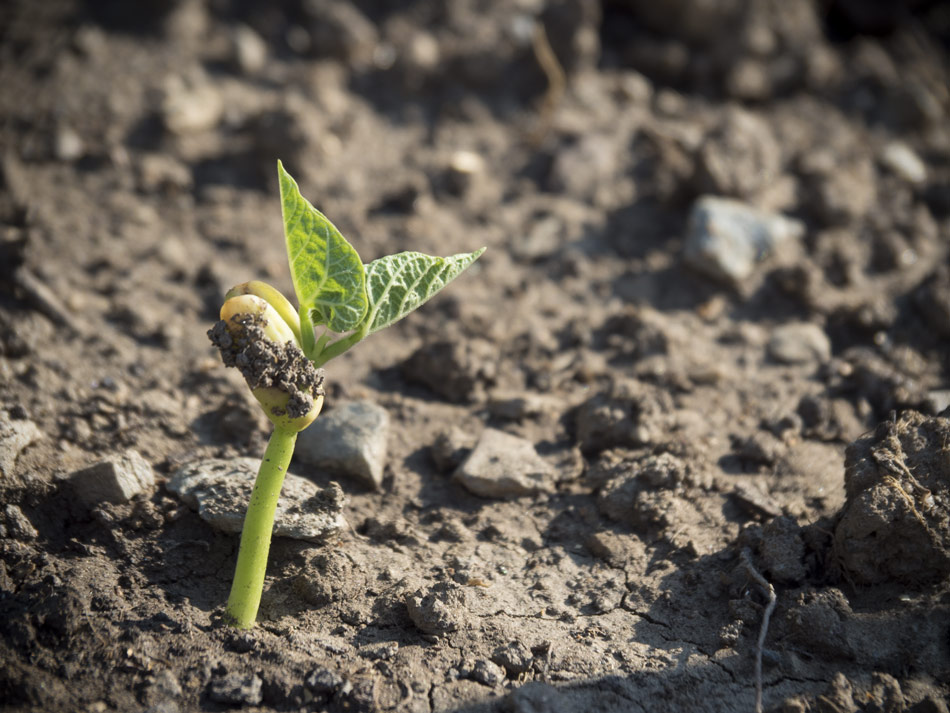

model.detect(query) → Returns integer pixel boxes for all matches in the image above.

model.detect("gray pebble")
[0,411,41,478]
[453,429,555,499]
[208,673,262,706]
[492,640,533,676]
[767,322,831,365]
[295,401,389,489]
[70,450,155,506]
[683,196,804,286]
[168,458,346,542]
[468,658,505,688]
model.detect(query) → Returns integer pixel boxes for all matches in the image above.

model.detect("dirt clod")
[834,411,950,585]
[208,316,324,419]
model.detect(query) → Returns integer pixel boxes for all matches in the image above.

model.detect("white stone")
[232,24,267,74]
[881,142,927,184]
[683,196,804,286]
[295,401,389,489]
[767,322,831,365]
[168,458,346,542]
[70,450,155,506]
[454,429,555,499]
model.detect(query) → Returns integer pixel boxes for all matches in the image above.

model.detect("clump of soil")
[208,315,324,419]
[834,410,950,585]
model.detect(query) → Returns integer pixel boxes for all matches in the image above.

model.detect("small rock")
[358,641,397,661]
[467,659,505,687]
[162,75,223,135]
[492,640,533,676]
[3,504,38,540]
[402,339,497,403]
[767,322,831,365]
[453,429,555,499]
[144,670,183,707]
[305,667,344,696]
[168,458,346,542]
[70,451,155,506]
[406,582,470,635]
[683,196,804,287]
[208,673,262,706]
[231,24,267,74]
[295,401,389,489]
[0,411,42,478]
[54,126,84,162]
[880,142,927,184]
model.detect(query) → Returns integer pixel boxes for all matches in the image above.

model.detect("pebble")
[305,667,345,695]
[162,76,223,135]
[208,673,262,706]
[468,658,505,687]
[54,126,84,161]
[295,401,389,489]
[683,196,804,286]
[69,450,155,506]
[231,24,267,74]
[167,458,346,542]
[453,429,555,499]
[4,504,38,540]
[0,411,42,478]
[767,322,831,365]
[880,141,927,184]
[491,640,533,676]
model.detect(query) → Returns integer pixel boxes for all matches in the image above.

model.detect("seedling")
[209,161,484,628]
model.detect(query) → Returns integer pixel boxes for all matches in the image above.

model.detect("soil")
[1,1,950,712]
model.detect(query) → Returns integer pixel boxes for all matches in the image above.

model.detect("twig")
[741,548,776,713]
[529,21,565,145]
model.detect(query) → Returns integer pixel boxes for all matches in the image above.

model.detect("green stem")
[311,328,366,368]
[225,425,298,628]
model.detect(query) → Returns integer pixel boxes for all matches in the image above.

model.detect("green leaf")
[362,248,485,335]
[278,161,367,333]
